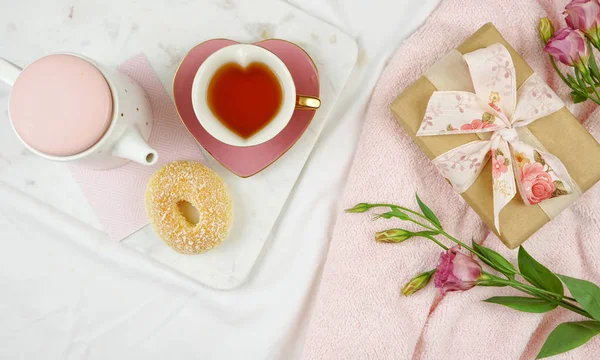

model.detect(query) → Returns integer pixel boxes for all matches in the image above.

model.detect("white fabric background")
[0,0,439,358]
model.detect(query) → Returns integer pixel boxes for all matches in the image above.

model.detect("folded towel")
[301,0,600,359]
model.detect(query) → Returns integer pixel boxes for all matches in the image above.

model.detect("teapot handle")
[0,57,22,86]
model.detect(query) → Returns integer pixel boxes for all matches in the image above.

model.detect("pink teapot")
[0,53,157,169]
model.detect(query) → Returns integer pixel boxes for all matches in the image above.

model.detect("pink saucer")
[173,39,320,177]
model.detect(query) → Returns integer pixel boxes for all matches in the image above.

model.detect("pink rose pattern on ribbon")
[459,110,499,131]
[419,43,575,233]
[491,149,509,179]
[521,163,555,204]
[520,150,569,204]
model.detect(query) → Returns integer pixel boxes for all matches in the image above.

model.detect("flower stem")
[410,219,439,232]
[491,278,592,319]
[584,72,600,105]
[362,203,456,251]
[492,278,566,300]
[363,204,581,302]
[576,68,600,105]
[586,39,600,84]
[407,214,483,258]
[587,94,600,105]
[514,276,577,302]
[549,56,571,87]
[511,281,569,300]
[438,230,479,257]
[511,284,590,318]
[548,55,597,103]
[365,203,434,224]
[422,234,449,250]
[518,286,591,318]
[363,201,593,320]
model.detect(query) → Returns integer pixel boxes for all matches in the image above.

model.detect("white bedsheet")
[0,1,439,358]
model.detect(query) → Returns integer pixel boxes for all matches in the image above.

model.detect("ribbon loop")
[418,43,575,233]
[463,44,517,122]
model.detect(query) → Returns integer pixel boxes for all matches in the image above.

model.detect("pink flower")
[434,246,482,295]
[460,119,495,131]
[520,163,556,204]
[544,28,590,69]
[565,0,600,33]
[488,102,502,114]
[492,155,508,179]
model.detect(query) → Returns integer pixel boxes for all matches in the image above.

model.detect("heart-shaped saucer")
[173,39,320,178]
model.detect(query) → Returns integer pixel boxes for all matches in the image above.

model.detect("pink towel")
[301,1,600,359]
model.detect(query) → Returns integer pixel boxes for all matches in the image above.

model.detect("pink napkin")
[301,0,600,359]
[70,54,204,241]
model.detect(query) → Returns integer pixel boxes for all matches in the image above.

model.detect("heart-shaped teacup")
[191,44,298,147]
[173,39,320,177]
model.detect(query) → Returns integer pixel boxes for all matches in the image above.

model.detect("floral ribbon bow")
[417,43,575,233]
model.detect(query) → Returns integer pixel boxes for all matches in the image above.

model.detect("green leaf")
[537,321,600,359]
[345,203,370,213]
[587,40,600,81]
[571,91,588,104]
[388,207,410,220]
[559,275,600,321]
[415,194,442,230]
[575,67,587,88]
[533,150,545,165]
[518,247,564,296]
[375,212,394,219]
[484,296,557,313]
[552,180,569,197]
[567,73,580,89]
[482,112,495,123]
[374,207,410,221]
[472,241,516,280]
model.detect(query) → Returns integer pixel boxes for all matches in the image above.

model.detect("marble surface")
[0,1,442,358]
[0,0,357,289]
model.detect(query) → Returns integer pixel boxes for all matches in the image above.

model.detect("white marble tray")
[0,0,357,289]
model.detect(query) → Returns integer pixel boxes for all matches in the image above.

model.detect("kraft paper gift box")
[391,23,600,249]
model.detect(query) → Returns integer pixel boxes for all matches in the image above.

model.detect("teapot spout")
[0,58,22,86]
[111,126,158,166]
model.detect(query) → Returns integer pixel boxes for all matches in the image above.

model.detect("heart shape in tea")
[207,62,283,139]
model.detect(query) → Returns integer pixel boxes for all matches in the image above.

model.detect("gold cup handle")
[296,95,321,110]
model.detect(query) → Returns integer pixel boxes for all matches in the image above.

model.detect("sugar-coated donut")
[145,161,233,255]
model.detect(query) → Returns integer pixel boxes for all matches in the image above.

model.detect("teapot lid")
[9,54,113,157]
